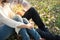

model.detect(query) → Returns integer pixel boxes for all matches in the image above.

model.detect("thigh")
[0,25,14,40]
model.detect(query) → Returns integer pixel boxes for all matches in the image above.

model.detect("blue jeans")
[0,15,41,40]
[19,28,41,40]
[0,25,14,40]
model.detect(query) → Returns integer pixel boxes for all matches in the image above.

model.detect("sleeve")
[0,12,24,28]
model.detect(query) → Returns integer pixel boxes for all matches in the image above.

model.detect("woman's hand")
[17,23,34,29]
[26,23,34,29]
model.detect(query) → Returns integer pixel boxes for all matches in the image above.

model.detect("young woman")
[0,0,45,40]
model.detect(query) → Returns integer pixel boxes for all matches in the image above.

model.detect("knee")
[30,7,37,12]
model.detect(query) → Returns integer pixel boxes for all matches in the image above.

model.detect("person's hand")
[26,23,34,29]
[40,38,46,40]
[30,22,34,27]
[17,23,34,29]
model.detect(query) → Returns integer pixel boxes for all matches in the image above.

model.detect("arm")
[2,15,24,28]
[1,12,33,29]
[0,9,26,28]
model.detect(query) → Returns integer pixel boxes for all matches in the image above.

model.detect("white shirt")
[0,3,25,34]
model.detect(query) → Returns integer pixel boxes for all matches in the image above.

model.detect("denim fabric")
[19,28,41,40]
[26,28,41,40]
[0,25,14,40]
[0,15,41,40]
